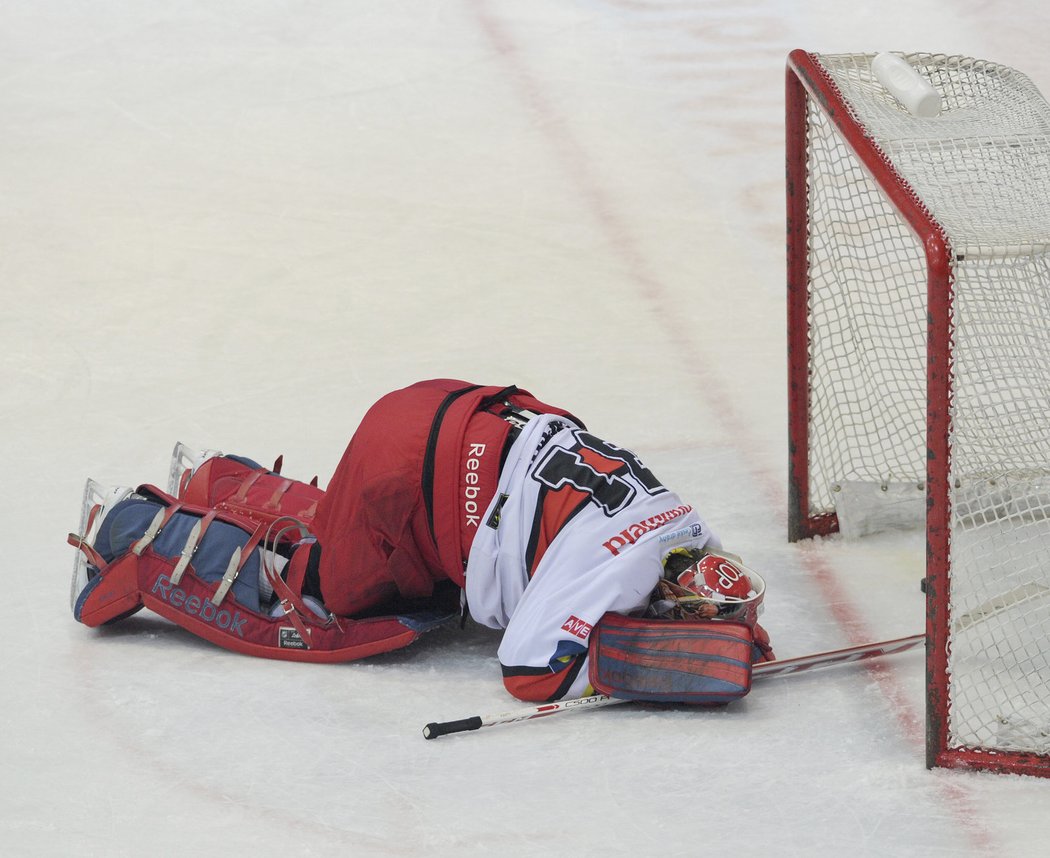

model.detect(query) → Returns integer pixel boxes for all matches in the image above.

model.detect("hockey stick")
[422,580,1050,739]
[421,633,924,739]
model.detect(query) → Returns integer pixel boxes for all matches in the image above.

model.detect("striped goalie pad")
[588,613,754,704]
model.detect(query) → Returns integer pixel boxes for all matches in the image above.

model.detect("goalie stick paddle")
[421,633,924,739]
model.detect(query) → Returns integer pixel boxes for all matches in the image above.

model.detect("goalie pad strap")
[180,457,324,531]
[588,613,754,704]
[230,469,265,504]
[131,506,171,556]
[171,511,218,585]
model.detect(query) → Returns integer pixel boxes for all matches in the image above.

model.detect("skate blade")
[167,441,223,497]
[69,479,135,612]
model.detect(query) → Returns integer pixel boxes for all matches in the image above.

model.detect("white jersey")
[465,414,718,701]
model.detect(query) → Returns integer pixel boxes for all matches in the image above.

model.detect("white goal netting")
[800,52,1050,758]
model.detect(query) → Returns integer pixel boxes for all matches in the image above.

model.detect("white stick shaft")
[480,692,621,727]
[422,693,620,739]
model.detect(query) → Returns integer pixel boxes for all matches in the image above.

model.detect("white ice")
[5,2,1050,856]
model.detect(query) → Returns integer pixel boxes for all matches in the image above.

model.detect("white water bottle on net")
[786,50,1050,777]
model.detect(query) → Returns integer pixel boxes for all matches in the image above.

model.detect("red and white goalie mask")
[657,549,766,627]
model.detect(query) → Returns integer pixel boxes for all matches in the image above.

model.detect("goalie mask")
[654,547,766,627]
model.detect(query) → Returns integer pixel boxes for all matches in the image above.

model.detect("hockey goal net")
[786,49,1050,776]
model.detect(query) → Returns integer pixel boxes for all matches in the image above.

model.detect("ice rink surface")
[5,1,1050,855]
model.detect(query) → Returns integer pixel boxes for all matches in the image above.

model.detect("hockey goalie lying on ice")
[69,379,774,705]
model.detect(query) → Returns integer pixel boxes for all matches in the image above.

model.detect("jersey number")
[532,432,666,516]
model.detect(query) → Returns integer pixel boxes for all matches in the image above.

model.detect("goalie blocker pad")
[588,613,754,704]
[70,484,454,663]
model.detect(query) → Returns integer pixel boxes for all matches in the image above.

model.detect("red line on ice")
[466,1,993,852]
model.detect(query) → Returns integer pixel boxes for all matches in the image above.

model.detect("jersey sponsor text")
[560,615,593,640]
[602,504,694,556]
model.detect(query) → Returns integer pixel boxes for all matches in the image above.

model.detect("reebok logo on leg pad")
[151,574,247,636]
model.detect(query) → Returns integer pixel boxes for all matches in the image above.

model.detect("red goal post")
[786,49,1050,777]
